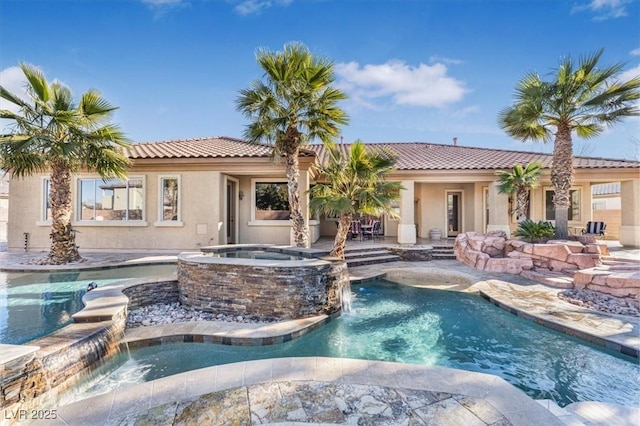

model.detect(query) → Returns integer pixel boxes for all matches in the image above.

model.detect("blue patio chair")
[582,221,606,237]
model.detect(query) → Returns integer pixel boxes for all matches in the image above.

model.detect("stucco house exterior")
[6,136,640,252]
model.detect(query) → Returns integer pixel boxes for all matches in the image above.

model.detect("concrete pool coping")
[2,252,639,425]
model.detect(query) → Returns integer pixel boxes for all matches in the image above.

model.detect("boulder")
[532,244,571,262]
[484,258,529,274]
[567,253,598,270]
[548,240,585,253]
[549,259,578,272]
[468,237,483,252]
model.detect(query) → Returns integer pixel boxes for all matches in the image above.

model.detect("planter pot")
[429,228,442,240]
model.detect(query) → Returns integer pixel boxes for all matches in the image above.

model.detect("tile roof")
[308,142,640,170]
[124,137,640,170]
[125,136,301,159]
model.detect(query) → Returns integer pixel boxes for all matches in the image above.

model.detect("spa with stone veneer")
[177,245,349,321]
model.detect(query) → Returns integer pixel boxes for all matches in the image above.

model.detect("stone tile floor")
[33,358,566,426]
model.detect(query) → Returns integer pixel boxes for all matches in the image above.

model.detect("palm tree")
[308,141,403,259]
[0,63,131,264]
[496,162,542,221]
[499,49,640,239]
[236,42,349,247]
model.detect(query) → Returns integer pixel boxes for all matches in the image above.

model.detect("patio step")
[431,246,456,260]
[344,249,395,259]
[344,248,401,266]
[346,255,402,267]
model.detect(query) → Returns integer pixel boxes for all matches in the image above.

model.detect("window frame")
[155,175,183,227]
[37,177,52,225]
[543,187,582,222]
[75,176,147,225]
[249,178,291,226]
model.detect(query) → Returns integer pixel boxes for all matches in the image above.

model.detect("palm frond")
[20,63,50,102]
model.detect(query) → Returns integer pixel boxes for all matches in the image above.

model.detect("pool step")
[344,248,401,267]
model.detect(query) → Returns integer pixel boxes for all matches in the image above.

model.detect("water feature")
[62,280,639,408]
[0,264,176,344]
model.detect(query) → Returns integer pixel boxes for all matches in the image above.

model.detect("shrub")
[514,220,555,243]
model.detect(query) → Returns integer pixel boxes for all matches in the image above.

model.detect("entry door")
[226,181,237,244]
[446,191,463,237]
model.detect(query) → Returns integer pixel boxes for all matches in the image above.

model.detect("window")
[545,188,581,221]
[254,181,290,220]
[42,178,51,221]
[159,176,180,221]
[78,178,144,221]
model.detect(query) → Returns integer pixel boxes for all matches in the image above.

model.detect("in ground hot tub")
[177,245,348,321]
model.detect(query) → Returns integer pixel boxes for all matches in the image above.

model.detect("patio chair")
[581,221,606,238]
[363,220,382,241]
[349,220,362,240]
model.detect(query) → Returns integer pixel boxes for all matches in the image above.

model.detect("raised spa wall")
[177,245,348,320]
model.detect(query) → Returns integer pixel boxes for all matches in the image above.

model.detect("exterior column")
[619,178,640,247]
[486,180,511,237]
[397,180,416,244]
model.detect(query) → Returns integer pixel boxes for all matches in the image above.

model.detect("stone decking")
[475,280,640,358]
[30,358,567,426]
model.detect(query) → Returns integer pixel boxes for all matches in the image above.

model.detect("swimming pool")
[64,280,639,408]
[0,264,176,344]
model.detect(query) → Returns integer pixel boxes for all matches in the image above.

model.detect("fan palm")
[0,63,131,264]
[496,162,542,221]
[236,42,348,247]
[309,141,403,259]
[499,49,640,238]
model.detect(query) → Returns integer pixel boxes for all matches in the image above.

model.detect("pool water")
[0,264,176,344]
[67,280,639,408]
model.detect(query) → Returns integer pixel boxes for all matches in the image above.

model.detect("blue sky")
[1,0,639,160]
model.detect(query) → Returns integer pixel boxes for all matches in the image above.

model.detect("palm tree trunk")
[48,160,82,264]
[331,214,353,259]
[551,124,574,240]
[284,145,309,248]
[516,190,529,219]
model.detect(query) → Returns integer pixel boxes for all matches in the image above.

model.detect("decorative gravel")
[127,290,639,330]
[558,289,640,317]
[126,302,277,329]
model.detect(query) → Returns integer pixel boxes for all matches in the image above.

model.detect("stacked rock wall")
[177,255,347,320]
[455,232,639,298]
[1,318,125,423]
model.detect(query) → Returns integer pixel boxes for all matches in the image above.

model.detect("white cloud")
[619,64,640,82]
[571,0,632,20]
[630,47,640,56]
[452,105,480,118]
[233,0,291,15]
[141,0,187,18]
[429,55,464,65]
[0,66,28,114]
[335,60,468,108]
